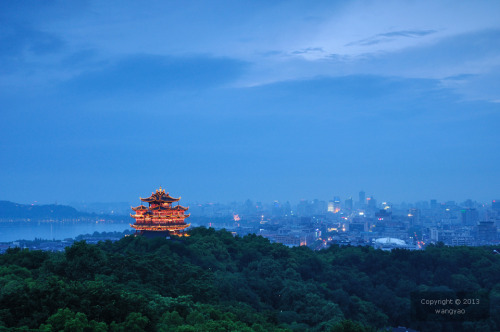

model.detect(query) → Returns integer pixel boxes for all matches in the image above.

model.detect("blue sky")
[1,0,499,205]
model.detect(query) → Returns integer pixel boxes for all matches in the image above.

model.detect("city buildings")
[187,193,500,249]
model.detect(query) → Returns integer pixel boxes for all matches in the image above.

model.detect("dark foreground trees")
[0,227,499,331]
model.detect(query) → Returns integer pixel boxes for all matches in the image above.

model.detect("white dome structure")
[375,237,406,246]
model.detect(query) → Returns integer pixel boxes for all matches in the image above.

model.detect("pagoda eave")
[130,223,190,231]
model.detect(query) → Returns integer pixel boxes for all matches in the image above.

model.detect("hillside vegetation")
[0,227,499,331]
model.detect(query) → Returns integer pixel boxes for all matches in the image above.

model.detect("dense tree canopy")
[0,227,499,331]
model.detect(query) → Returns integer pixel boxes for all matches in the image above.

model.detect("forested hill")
[0,201,81,219]
[0,201,123,220]
[0,228,499,331]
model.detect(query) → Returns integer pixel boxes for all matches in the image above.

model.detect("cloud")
[440,70,500,103]
[62,54,248,97]
[379,30,438,38]
[0,24,65,59]
[0,18,67,80]
[345,29,437,47]
[291,47,325,55]
[236,28,500,102]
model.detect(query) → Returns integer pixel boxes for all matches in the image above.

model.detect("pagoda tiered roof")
[140,187,180,204]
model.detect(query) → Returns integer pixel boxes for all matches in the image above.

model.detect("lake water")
[0,221,131,242]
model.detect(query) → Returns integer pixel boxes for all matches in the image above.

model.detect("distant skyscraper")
[492,200,500,211]
[366,196,376,210]
[359,191,366,207]
[345,197,353,211]
[327,201,334,213]
[375,209,392,222]
[408,208,421,225]
[430,228,439,242]
[430,199,438,210]
[312,199,326,215]
[333,196,341,213]
[284,201,292,216]
[463,199,474,208]
[272,201,282,216]
[461,208,479,226]
[477,221,497,243]
[297,200,308,216]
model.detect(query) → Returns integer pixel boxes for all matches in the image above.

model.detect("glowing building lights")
[130,187,190,236]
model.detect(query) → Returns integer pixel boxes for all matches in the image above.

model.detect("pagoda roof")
[173,205,189,211]
[140,187,180,203]
[132,205,148,211]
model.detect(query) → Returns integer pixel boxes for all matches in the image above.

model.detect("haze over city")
[1,1,500,205]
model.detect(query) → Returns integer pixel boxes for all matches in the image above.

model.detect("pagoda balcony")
[133,219,187,224]
[130,223,190,231]
[131,215,187,219]
[135,218,186,222]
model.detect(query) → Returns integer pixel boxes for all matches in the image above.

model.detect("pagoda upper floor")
[131,187,190,220]
[140,187,180,206]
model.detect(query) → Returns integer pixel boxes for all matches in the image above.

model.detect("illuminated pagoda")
[130,187,190,237]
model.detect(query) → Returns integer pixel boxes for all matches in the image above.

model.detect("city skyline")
[8,191,499,212]
[1,1,500,204]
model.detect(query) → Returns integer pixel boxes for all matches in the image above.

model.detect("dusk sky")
[1,1,500,205]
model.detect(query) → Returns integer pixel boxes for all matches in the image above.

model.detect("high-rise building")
[272,201,283,216]
[333,196,341,213]
[366,196,377,210]
[477,221,497,243]
[375,209,392,222]
[297,200,309,216]
[359,191,366,207]
[284,201,292,216]
[463,199,474,208]
[345,197,353,211]
[327,201,334,213]
[311,199,327,215]
[408,208,421,226]
[430,228,439,242]
[461,208,479,226]
[492,200,500,211]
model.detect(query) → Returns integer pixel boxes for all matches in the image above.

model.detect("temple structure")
[130,187,190,237]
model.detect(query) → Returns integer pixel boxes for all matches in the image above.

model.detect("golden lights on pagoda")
[130,187,190,236]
